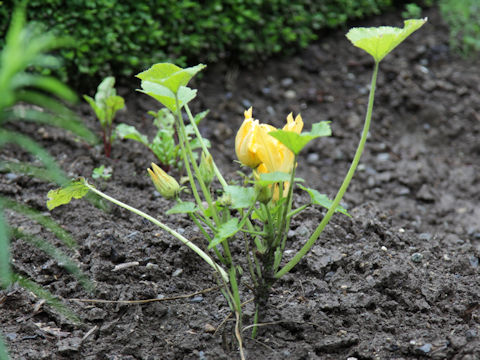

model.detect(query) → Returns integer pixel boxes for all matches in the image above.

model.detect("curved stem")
[83,181,228,282]
[275,61,380,279]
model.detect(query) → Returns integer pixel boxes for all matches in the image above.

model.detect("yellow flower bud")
[147,163,180,199]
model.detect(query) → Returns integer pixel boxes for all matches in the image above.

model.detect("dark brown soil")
[2,6,480,360]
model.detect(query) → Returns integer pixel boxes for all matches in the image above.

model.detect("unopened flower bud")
[147,163,180,199]
[199,152,214,186]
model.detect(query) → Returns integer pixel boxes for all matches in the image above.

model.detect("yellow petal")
[283,113,303,133]
[255,124,294,174]
[244,107,253,119]
[235,118,261,168]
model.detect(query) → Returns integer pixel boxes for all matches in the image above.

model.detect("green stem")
[177,101,220,225]
[275,61,380,279]
[287,204,310,218]
[174,106,204,212]
[83,181,229,282]
[275,155,297,251]
[184,104,228,189]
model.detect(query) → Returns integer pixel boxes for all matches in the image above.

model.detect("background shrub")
[439,0,480,56]
[0,0,393,86]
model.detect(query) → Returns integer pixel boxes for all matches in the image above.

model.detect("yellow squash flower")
[236,108,304,201]
[235,107,262,168]
[147,163,180,199]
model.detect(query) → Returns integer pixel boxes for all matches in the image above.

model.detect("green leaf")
[166,202,198,215]
[177,86,197,107]
[47,180,90,210]
[225,185,256,209]
[0,211,11,288]
[269,121,331,155]
[106,95,125,115]
[136,63,206,94]
[346,18,427,62]
[95,76,116,104]
[83,94,105,123]
[116,124,149,146]
[208,218,240,249]
[257,172,304,186]
[138,81,176,112]
[298,185,350,216]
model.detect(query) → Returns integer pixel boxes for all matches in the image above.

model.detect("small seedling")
[84,77,125,157]
[92,165,112,180]
[116,108,210,172]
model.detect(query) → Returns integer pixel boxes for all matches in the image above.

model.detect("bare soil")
[1,6,480,360]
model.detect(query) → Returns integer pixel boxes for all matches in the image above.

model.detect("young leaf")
[166,202,198,215]
[83,95,105,123]
[225,185,256,209]
[136,63,206,95]
[47,180,90,210]
[138,81,176,112]
[269,121,331,155]
[298,185,350,216]
[346,18,427,62]
[208,218,240,249]
[106,95,125,120]
[177,86,197,108]
[95,76,116,104]
[116,124,149,146]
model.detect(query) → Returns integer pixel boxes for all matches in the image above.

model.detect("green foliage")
[46,181,90,210]
[402,3,423,19]
[92,165,112,180]
[440,0,480,56]
[346,18,427,62]
[269,121,331,155]
[0,0,393,83]
[0,8,95,354]
[116,108,210,172]
[84,76,124,157]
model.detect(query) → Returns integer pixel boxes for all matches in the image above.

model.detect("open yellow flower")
[235,108,304,201]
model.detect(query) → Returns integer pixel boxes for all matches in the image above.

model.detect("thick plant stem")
[83,181,229,282]
[275,61,380,279]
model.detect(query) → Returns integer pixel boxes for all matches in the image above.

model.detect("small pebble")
[204,323,216,333]
[284,90,296,99]
[189,296,204,303]
[281,77,293,87]
[469,255,479,268]
[172,268,183,277]
[417,343,432,353]
[5,173,19,181]
[466,329,477,340]
[307,152,320,163]
[443,254,451,261]
[411,253,423,263]
[112,261,139,271]
[419,233,432,241]
[241,99,252,108]
[376,153,390,162]
[381,246,388,252]
[5,332,17,341]
[347,357,358,360]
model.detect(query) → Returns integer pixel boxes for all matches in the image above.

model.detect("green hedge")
[0,0,392,85]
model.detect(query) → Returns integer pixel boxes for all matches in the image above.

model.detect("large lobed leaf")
[346,18,427,62]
